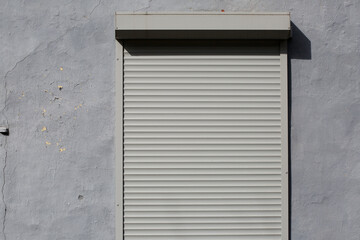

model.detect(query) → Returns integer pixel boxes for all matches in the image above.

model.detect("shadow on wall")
[287,21,311,240]
[289,22,312,60]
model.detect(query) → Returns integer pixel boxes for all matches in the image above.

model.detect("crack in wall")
[4,9,104,82]
[1,65,9,240]
[89,0,102,17]
[3,40,47,86]
[135,0,153,12]
[1,138,7,240]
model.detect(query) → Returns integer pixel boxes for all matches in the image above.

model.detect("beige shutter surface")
[122,41,287,240]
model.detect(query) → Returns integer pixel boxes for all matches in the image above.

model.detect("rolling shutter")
[121,40,288,240]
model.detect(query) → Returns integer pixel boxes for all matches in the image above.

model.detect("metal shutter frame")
[116,39,288,240]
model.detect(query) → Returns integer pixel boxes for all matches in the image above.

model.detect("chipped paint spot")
[59,148,66,152]
[45,141,51,145]
[74,104,83,110]
[19,92,25,100]
[58,85,63,90]
[41,126,47,132]
[60,67,63,71]
[52,96,60,102]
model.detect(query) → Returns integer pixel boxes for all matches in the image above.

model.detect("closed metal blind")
[123,41,287,240]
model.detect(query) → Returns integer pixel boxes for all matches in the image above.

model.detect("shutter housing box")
[115,12,291,39]
[116,12,290,240]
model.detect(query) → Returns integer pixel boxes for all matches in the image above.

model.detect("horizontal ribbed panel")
[123,42,283,240]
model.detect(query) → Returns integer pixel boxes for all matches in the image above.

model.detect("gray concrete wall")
[0,0,359,239]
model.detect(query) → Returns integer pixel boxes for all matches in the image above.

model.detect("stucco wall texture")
[1,0,360,239]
